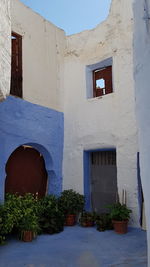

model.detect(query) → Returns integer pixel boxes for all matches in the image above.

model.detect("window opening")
[10,32,22,98]
[93,65,113,97]
[96,78,106,95]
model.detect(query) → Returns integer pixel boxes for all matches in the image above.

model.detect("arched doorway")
[5,145,48,198]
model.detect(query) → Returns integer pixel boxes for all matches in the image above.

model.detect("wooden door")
[5,146,47,198]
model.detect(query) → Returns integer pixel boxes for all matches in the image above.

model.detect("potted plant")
[59,189,85,226]
[0,194,23,243]
[79,211,95,227]
[38,195,65,234]
[0,204,6,245]
[108,203,132,234]
[17,193,40,242]
[19,209,39,242]
[96,213,113,232]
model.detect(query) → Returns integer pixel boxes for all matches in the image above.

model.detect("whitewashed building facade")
[1,0,149,247]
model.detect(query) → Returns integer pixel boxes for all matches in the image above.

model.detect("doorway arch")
[5,145,48,198]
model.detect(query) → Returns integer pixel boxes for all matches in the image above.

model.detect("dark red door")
[5,146,47,198]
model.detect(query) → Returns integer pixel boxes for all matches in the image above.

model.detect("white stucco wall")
[0,0,11,100]
[133,0,150,263]
[11,0,66,112]
[63,0,139,226]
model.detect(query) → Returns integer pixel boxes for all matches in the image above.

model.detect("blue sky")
[20,0,111,35]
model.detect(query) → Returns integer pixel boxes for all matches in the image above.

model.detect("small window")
[93,66,113,97]
[10,32,22,98]
[86,58,113,99]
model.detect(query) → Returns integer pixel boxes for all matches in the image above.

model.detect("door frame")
[83,148,116,211]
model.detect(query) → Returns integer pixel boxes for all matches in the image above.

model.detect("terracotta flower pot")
[81,221,94,227]
[22,230,33,242]
[112,220,128,234]
[65,214,76,226]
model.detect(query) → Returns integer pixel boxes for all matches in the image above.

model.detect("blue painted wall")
[0,96,64,201]
[83,151,91,211]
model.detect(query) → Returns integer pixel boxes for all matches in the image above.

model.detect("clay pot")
[22,230,33,242]
[65,214,76,226]
[81,221,94,227]
[112,220,128,234]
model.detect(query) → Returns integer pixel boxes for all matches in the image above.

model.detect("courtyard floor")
[0,226,147,267]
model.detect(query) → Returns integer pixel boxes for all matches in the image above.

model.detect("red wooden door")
[5,146,47,198]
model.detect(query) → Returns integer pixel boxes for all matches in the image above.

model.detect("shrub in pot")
[59,189,85,226]
[0,194,23,243]
[108,203,132,234]
[0,219,5,245]
[96,213,113,232]
[4,194,23,231]
[19,210,39,242]
[0,193,40,243]
[79,211,96,227]
[38,195,65,234]
[0,204,6,245]
[17,193,40,241]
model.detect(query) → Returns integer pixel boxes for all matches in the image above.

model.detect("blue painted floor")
[0,226,147,267]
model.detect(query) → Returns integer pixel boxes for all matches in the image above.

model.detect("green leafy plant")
[59,189,85,215]
[96,213,113,231]
[0,194,23,241]
[39,195,65,234]
[0,194,23,244]
[0,204,6,245]
[17,194,40,238]
[19,209,39,232]
[107,203,132,221]
[19,211,39,241]
[79,211,96,227]
[4,193,40,240]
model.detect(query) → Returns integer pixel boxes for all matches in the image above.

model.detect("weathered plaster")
[63,0,139,226]
[0,0,11,100]
[133,0,150,264]
[0,96,64,201]
[11,0,66,112]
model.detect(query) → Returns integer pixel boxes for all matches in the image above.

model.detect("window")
[93,66,113,97]
[86,58,113,99]
[11,32,22,98]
